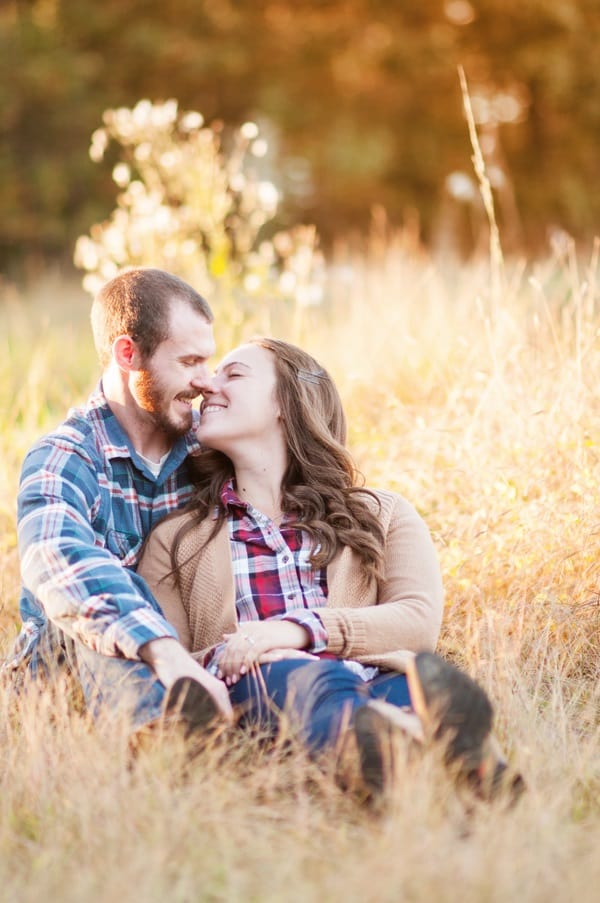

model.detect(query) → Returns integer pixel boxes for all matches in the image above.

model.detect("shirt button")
[282,554,290,563]
[287,594,295,600]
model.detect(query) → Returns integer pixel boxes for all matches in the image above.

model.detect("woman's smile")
[196,343,282,455]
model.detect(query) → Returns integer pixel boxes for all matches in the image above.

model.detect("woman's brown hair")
[170,338,385,584]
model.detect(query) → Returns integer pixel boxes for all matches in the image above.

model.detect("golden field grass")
[0,241,599,903]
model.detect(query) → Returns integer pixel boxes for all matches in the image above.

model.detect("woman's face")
[197,343,282,455]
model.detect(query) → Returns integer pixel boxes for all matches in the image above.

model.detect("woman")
[138,338,498,796]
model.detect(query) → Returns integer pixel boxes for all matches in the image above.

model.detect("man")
[4,267,233,730]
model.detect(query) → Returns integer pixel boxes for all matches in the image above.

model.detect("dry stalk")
[458,65,505,306]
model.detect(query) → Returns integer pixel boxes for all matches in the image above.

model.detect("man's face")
[134,299,216,440]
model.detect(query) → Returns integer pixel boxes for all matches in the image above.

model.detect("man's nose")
[190,365,212,392]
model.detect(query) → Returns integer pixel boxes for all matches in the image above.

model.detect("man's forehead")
[163,309,215,355]
[167,297,212,327]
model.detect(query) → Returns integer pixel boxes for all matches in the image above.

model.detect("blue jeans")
[73,642,168,729]
[228,658,412,754]
[72,645,412,750]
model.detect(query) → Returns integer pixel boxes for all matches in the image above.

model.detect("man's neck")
[102,370,173,462]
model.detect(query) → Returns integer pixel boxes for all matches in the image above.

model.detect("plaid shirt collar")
[220,479,247,515]
[219,479,293,524]
[84,381,201,479]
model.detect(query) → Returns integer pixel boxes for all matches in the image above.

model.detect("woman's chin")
[197,431,227,453]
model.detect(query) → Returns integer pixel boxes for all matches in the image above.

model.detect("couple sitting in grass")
[5,267,521,802]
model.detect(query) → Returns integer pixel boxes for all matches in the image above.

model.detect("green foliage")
[2,0,600,272]
[74,100,325,339]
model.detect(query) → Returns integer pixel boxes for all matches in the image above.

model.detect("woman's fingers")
[217,632,260,684]
[217,623,312,684]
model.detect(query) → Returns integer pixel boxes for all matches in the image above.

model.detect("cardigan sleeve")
[136,519,194,652]
[318,492,444,659]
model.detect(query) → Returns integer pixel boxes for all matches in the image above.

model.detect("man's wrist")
[139,636,181,666]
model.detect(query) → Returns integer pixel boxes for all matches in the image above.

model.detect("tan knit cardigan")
[137,489,444,673]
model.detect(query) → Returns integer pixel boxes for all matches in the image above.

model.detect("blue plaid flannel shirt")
[3,383,201,675]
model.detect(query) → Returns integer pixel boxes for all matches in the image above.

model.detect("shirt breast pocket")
[106,529,142,567]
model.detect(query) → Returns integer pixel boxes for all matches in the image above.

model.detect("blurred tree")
[73,100,326,345]
[1,0,599,274]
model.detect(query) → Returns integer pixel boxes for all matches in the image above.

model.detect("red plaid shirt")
[221,480,329,651]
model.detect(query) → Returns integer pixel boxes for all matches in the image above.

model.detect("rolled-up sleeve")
[18,441,177,660]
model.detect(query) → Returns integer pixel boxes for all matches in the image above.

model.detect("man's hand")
[217,620,311,685]
[139,637,233,722]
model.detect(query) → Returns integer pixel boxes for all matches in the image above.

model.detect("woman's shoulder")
[362,487,427,527]
[362,486,414,511]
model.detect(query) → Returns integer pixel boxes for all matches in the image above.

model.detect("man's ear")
[112,335,142,371]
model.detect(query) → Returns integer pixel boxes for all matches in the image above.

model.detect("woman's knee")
[286,659,365,700]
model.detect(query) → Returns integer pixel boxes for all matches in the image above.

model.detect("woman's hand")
[217,620,311,685]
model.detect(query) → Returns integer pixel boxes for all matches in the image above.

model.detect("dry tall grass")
[1,244,599,902]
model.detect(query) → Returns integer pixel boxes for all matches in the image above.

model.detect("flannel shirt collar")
[219,479,295,527]
[85,382,201,481]
[220,479,248,516]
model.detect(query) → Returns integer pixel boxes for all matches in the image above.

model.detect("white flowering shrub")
[74,100,324,336]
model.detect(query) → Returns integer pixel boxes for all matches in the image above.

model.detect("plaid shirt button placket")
[221,481,329,652]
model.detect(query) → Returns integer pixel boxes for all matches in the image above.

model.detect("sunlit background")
[1,4,600,901]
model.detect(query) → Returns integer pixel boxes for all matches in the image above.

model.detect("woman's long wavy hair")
[171,337,385,584]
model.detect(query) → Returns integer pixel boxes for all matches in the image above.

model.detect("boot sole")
[163,677,220,737]
[406,652,493,769]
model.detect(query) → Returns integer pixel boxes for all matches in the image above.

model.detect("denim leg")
[227,658,309,738]
[287,660,372,752]
[74,641,167,730]
[367,672,412,709]
[229,659,371,754]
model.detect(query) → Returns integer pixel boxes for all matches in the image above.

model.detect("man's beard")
[137,367,194,441]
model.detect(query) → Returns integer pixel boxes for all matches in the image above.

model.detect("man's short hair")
[91,268,214,369]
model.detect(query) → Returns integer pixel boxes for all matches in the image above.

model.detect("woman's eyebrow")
[215,360,252,374]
